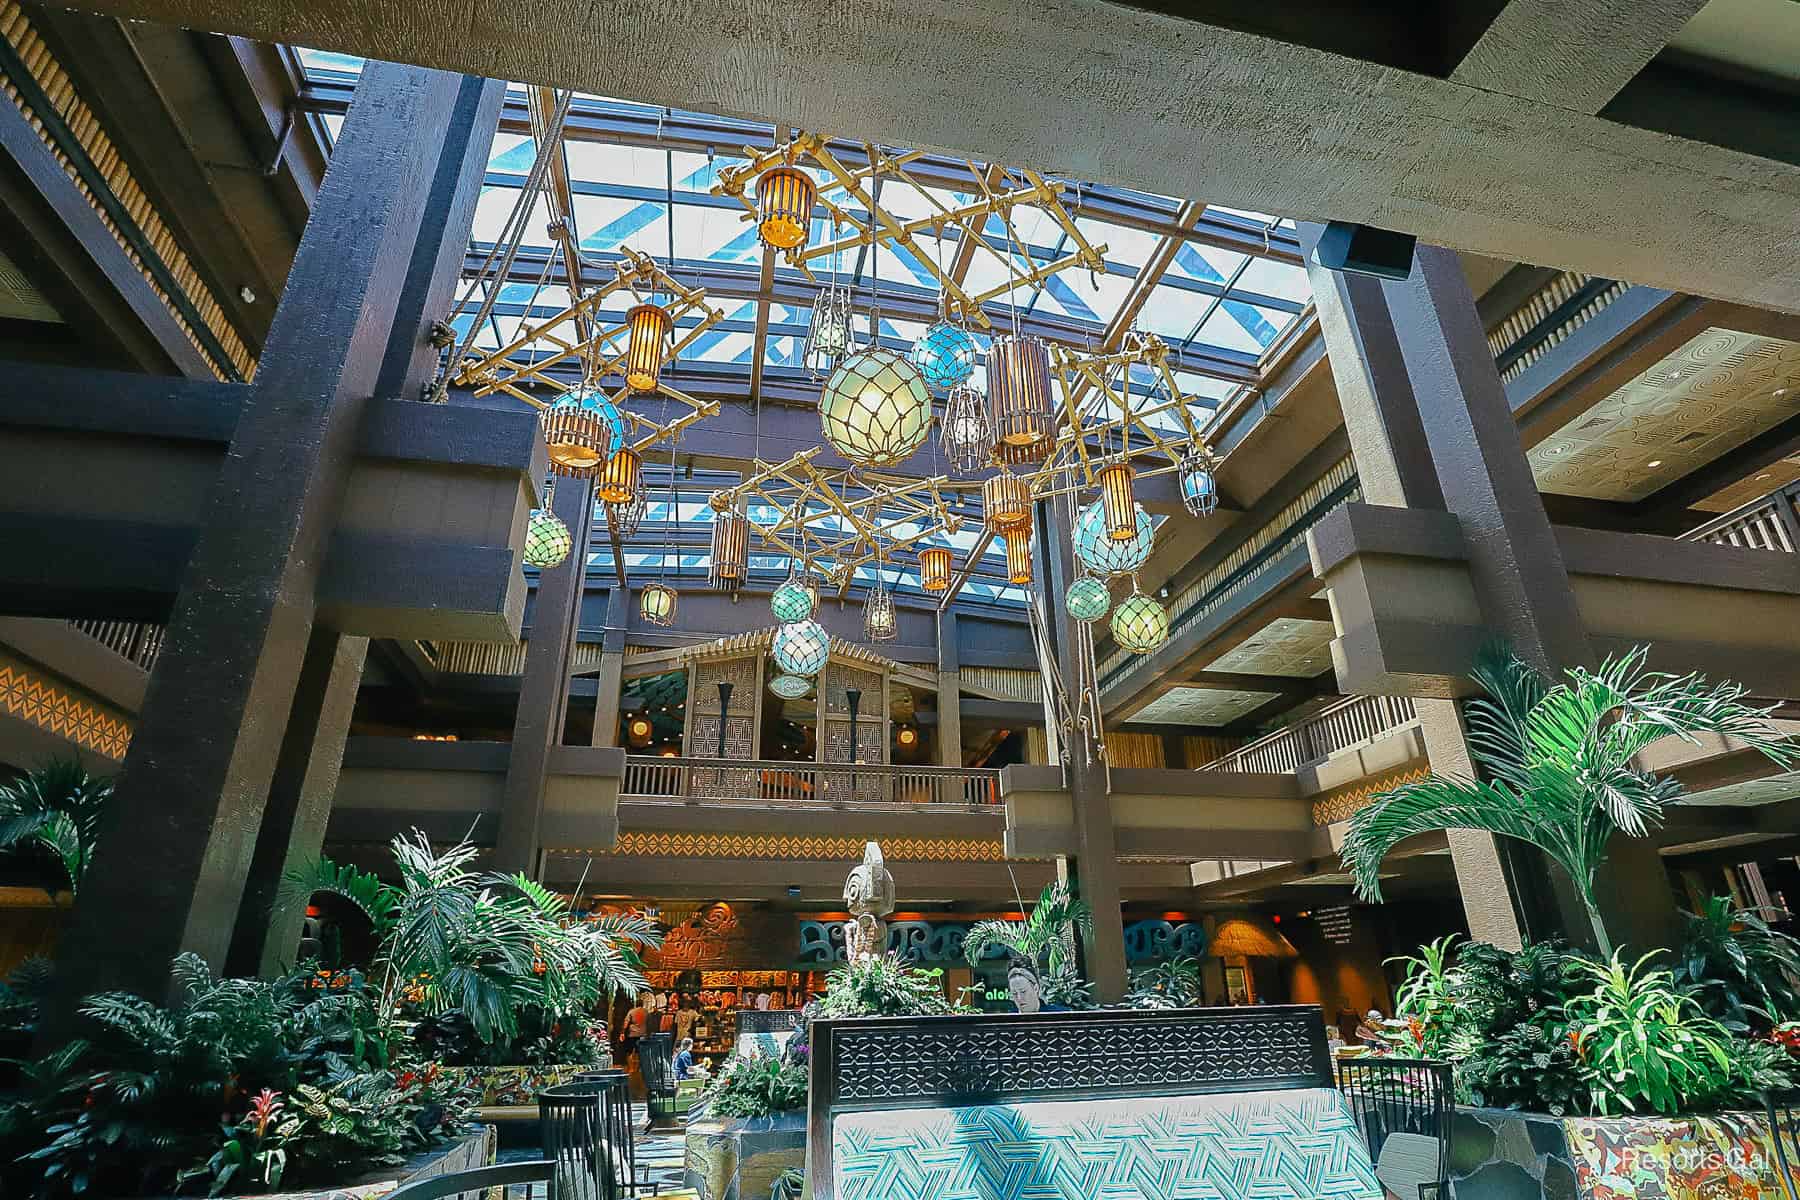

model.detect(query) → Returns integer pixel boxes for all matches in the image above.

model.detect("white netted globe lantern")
[772,619,830,677]
[819,347,932,468]
[1111,591,1169,654]
[523,506,572,569]
[1074,498,1154,577]
[770,578,816,623]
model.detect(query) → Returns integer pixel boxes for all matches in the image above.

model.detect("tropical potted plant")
[961,882,1094,1011]
[0,758,111,902]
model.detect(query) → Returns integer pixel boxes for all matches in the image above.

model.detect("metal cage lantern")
[541,386,625,477]
[910,319,978,391]
[1074,497,1154,577]
[755,165,817,252]
[605,489,646,538]
[523,505,573,569]
[1097,459,1137,541]
[1003,526,1034,585]
[1066,575,1111,623]
[819,346,933,468]
[982,472,1032,534]
[803,284,854,376]
[772,619,830,677]
[988,332,1053,448]
[598,445,642,505]
[1111,589,1170,654]
[768,673,812,699]
[919,545,953,592]
[624,303,672,392]
[941,384,993,474]
[640,581,677,627]
[770,577,816,623]
[863,583,898,642]
[709,498,749,589]
[1179,446,1220,517]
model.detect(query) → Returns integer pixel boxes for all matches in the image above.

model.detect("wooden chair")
[382,1159,556,1199]
[1766,1090,1800,1200]
[638,1033,680,1129]
[1337,1058,1454,1200]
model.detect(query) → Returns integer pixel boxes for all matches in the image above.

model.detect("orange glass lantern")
[756,165,816,251]
[625,303,671,392]
[982,472,1032,534]
[598,445,642,504]
[919,546,953,591]
[1003,527,1033,585]
[991,437,1051,468]
[989,332,1053,448]
[1098,459,1137,541]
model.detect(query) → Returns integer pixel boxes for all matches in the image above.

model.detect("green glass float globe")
[1111,591,1170,654]
[523,507,573,569]
[772,619,830,677]
[819,346,932,467]
[770,578,817,623]
[1066,575,1112,623]
[768,673,813,700]
[1074,498,1154,576]
[909,320,979,391]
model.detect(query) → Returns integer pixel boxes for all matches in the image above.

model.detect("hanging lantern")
[989,332,1053,448]
[941,384,993,474]
[541,386,625,477]
[990,435,1051,468]
[918,546,953,592]
[1179,445,1220,517]
[804,285,854,376]
[624,303,671,392]
[598,445,642,505]
[1073,497,1154,577]
[605,489,646,538]
[640,581,677,627]
[819,347,932,467]
[1097,458,1137,541]
[982,472,1032,534]
[863,584,897,642]
[1111,589,1170,654]
[771,577,817,623]
[910,319,978,391]
[755,165,816,252]
[773,619,830,677]
[1003,527,1033,585]
[768,673,813,700]
[708,498,749,589]
[1066,575,1111,623]
[523,505,573,569]
[626,715,654,747]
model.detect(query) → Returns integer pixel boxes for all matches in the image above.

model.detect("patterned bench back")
[734,1008,803,1061]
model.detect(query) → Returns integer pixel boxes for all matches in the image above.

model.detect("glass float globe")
[768,673,813,700]
[1066,576,1111,623]
[772,619,830,677]
[1074,498,1154,577]
[770,578,817,623]
[1111,591,1169,654]
[522,506,573,569]
[541,385,625,475]
[909,320,978,390]
[819,347,932,468]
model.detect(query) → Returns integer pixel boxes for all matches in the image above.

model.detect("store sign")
[797,918,1206,965]
[1313,905,1355,945]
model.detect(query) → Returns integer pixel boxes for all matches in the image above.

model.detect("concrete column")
[935,608,963,767]
[48,63,473,1018]
[590,586,627,748]
[495,476,596,874]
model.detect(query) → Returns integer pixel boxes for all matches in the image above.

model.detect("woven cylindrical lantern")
[1179,446,1220,517]
[756,165,816,252]
[709,498,749,589]
[941,384,993,474]
[598,445,642,505]
[541,387,624,477]
[605,489,646,538]
[863,585,897,642]
[982,472,1032,534]
[640,581,677,627]
[1003,527,1033,585]
[990,436,1051,468]
[989,332,1053,448]
[625,303,671,392]
[919,546,953,592]
[1098,459,1137,541]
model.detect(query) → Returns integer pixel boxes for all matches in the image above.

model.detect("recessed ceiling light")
[1758,473,1772,481]
[1647,460,1664,468]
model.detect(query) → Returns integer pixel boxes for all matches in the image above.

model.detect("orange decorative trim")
[0,657,132,760]
[595,831,1008,862]
[1311,763,1429,826]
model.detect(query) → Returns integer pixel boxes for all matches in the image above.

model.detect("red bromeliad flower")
[249,1089,283,1138]
[1406,1017,1425,1048]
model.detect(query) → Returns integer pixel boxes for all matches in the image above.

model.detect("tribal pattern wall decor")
[797,917,1207,966]
[602,832,1008,862]
[0,656,132,760]
[1311,763,1429,826]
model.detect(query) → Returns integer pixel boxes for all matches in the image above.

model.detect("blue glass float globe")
[1181,458,1219,516]
[909,320,979,391]
[768,673,813,700]
[1074,498,1154,577]
[770,579,816,623]
[772,619,830,677]
[1066,575,1112,623]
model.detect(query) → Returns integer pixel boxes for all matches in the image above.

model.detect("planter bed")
[440,1062,596,1110]
[683,1112,806,1200]
[132,1126,493,1200]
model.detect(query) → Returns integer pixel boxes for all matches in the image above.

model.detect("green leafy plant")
[1565,950,1734,1116]
[1672,896,1800,1032]
[702,1052,808,1118]
[962,882,1092,976]
[1388,935,1470,1060]
[1040,971,1097,1010]
[815,954,968,1019]
[1343,645,1793,954]
[1125,955,1205,1009]
[0,759,111,900]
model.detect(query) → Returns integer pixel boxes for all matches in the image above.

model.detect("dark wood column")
[935,608,963,767]
[48,63,474,1018]
[590,584,627,748]
[495,476,597,874]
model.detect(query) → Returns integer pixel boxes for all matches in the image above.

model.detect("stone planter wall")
[683,1111,806,1200]
[1450,1105,1786,1200]
[138,1126,493,1200]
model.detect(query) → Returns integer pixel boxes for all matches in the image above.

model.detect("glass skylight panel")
[1231,257,1312,308]
[1076,218,1159,271]
[1193,305,1278,355]
[1167,243,1248,289]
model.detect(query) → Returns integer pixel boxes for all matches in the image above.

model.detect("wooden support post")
[591,585,627,748]
[936,608,963,767]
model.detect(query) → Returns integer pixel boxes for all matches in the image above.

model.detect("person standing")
[621,992,650,1065]
[673,994,701,1044]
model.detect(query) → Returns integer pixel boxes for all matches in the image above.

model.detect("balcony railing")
[622,755,1001,809]
[67,619,164,671]
[1196,694,1418,774]
[1682,484,1800,554]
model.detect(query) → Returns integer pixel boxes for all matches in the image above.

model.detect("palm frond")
[280,856,399,932]
[1342,775,1549,902]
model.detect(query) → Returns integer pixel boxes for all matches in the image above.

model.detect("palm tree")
[1342,645,1794,955]
[962,881,1092,975]
[0,758,111,900]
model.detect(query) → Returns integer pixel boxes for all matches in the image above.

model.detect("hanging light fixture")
[1003,527,1033,585]
[819,346,932,468]
[755,164,816,252]
[803,284,854,377]
[773,619,830,677]
[641,581,677,626]
[910,318,978,391]
[523,482,573,569]
[863,579,898,642]
[605,489,646,538]
[708,495,749,589]
[1097,458,1138,541]
[918,545,953,592]
[989,332,1053,448]
[1073,497,1154,577]
[1066,575,1111,623]
[771,574,817,623]
[1178,445,1220,517]
[1111,587,1169,654]
[626,715,654,747]
[598,445,643,505]
[624,302,672,392]
[768,673,813,700]
[982,472,1032,534]
[541,386,625,477]
[990,436,1051,469]
[941,384,993,474]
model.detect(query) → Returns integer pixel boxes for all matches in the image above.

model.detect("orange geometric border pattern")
[1311,764,1429,826]
[0,659,132,760]
[598,831,1008,862]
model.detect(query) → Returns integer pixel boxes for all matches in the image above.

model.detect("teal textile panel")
[831,1087,1382,1200]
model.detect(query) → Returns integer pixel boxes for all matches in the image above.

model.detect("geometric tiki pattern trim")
[832,1091,1382,1200]
[604,832,1008,862]
[1312,764,1429,826]
[0,660,132,760]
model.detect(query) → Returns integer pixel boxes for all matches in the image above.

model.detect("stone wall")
[684,1112,806,1200]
